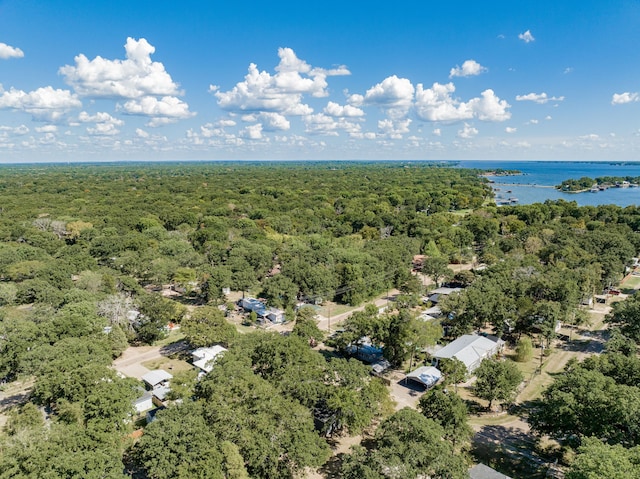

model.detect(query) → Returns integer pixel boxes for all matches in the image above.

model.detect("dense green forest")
[1,162,640,478]
[558,175,640,191]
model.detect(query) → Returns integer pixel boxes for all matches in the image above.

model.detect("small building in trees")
[406,365,442,389]
[425,286,462,304]
[422,305,442,317]
[142,369,173,390]
[240,297,268,316]
[142,369,173,405]
[419,311,437,322]
[347,337,384,363]
[133,390,154,414]
[433,334,504,374]
[469,463,512,479]
[240,297,285,323]
[266,308,285,324]
[191,345,228,374]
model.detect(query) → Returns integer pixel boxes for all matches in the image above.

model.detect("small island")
[557,175,640,192]
[479,168,522,177]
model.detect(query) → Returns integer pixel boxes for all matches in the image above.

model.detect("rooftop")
[406,366,442,388]
[141,369,173,387]
[434,335,504,370]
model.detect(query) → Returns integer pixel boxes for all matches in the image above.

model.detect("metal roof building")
[406,366,442,388]
[433,334,504,374]
[141,369,173,389]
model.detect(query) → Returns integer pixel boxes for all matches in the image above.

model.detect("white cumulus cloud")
[449,60,487,78]
[0,42,24,59]
[349,75,414,118]
[415,82,510,122]
[505,127,517,133]
[457,123,478,138]
[516,92,565,104]
[612,92,640,105]
[214,47,349,116]
[118,96,194,126]
[243,112,290,131]
[378,118,411,139]
[467,89,512,121]
[0,85,82,121]
[240,123,264,140]
[78,111,123,125]
[0,124,29,135]
[415,82,473,122]
[324,101,364,117]
[519,30,535,43]
[60,37,181,99]
[214,119,237,127]
[35,125,58,133]
[304,113,362,136]
[78,111,124,135]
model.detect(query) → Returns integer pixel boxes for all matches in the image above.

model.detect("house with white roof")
[191,345,228,373]
[141,369,173,405]
[433,334,504,374]
[406,365,442,389]
[142,369,173,390]
[469,463,512,479]
[133,390,154,414]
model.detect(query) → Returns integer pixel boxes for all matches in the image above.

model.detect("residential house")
[191,345,228,374]
[142,369,172,390]
[133,390,154,414]
[141,369,173,405]
[433,334,504,374]
[266,308,285,324]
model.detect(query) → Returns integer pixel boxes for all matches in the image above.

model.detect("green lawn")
[141,357,193,373]
[621,274,640,290]
[154,329,185,347]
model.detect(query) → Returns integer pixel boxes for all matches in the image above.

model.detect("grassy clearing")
[2,305,32,321]
[621,274,640,289]
[153,330,185,347]
[317,302,354,318]
[141,357,192,373]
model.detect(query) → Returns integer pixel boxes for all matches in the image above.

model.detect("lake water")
[455,160,640,207]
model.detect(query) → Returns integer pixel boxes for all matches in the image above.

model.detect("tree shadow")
[556,331,607,354]
[0,390,30,411]
[159,339,189,357]
[463,398,485,415]
[317,453,344,479]
[472,424,552,479]
[318,349,344,361]
[396,377,426,395]
[170,295,206,307]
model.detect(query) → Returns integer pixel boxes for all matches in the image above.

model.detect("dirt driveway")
[112,340,189,380]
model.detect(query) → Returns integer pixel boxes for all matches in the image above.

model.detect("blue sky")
[0,0,639,162]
